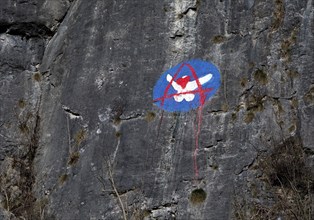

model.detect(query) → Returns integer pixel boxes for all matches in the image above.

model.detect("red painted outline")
[154,63,213,108]
[160,63,185,107]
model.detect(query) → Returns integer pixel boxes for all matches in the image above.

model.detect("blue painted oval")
[153,59,221,112]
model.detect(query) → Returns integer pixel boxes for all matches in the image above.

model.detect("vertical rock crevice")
[0,0,74,219]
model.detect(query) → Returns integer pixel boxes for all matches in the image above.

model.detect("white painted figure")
[166,73,212,102]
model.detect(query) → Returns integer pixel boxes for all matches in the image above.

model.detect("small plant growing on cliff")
[18,99,26,108]
[33,72,42,82]
[98,160,127,220]
[253,69,268,85]
[145,111,156,122]
[58,174,69,185]
[232,137,314,219]
[74,129,86,146]
[212,35,225,44]
[190,188,207,205]
[0,97,45,219]
[68,151,80,165]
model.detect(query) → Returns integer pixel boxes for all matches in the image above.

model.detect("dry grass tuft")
[233,137,314,219]
[68,152,80,165]
[190,188,207,205]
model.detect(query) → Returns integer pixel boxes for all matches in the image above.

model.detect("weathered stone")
[0,0,313,219]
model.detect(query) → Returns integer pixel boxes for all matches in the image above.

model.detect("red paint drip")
[154,110,164,149]
[185,63,205,180]
[156,63,208,179]
[193,105,203,179]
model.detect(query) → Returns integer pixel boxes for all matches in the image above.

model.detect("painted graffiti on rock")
[153,59,221,112]
[153,59,221,179]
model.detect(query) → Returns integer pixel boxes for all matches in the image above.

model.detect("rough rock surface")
[0,0,313,219]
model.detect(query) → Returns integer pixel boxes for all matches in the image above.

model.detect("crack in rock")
[62,105,83,120]
[0,22,54,38]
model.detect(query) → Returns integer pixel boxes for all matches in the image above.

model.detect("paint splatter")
[153,59,221,179]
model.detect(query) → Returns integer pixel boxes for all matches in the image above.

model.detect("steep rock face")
[0,1,70,219]
[0,0,71,30]
[0,0,313,219]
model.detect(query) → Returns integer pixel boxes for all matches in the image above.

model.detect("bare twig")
[106,160,127,220]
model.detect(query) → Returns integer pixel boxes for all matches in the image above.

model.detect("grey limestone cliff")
[0,0,314,219]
